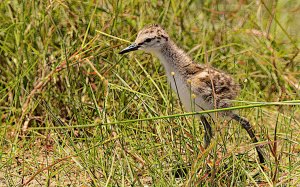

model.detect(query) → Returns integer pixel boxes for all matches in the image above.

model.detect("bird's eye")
[144,38,152,43]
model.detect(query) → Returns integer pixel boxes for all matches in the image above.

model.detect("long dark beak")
[119,43,139,54]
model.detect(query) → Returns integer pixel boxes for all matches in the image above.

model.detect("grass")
[0,0,300,186]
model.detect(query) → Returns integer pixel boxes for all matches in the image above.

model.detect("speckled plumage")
[130,25,240,115]
[119,24,265,164]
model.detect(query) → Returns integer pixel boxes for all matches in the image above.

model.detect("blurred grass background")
[0,0,299,186]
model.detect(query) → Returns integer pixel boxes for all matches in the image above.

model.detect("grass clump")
[0,0,299,186]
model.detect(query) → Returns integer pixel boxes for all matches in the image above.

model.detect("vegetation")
[0,0,299,186]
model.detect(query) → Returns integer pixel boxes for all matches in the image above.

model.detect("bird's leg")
[231,113,265,164]
[199,115,214,175]
[200,115,213,149]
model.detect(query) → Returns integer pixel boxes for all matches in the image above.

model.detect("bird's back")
[186,63,240,110]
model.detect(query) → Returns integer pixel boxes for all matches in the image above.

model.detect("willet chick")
[119,24,265,164]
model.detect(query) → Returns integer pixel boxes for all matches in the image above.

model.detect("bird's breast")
[157,53,212,112]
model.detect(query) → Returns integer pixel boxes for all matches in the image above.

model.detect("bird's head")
[119,24,169,54]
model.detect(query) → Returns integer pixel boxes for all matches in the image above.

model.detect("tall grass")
[0,0,299,186]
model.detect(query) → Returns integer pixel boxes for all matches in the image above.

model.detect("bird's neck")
[153,41,193,77]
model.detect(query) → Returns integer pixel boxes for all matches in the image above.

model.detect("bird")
[119,24,265,164]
